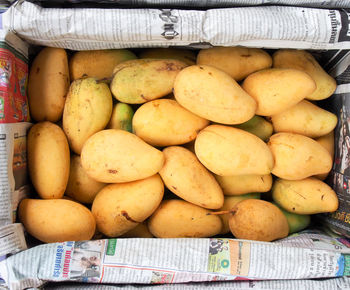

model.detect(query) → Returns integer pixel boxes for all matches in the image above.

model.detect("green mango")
[234,115,273,141]
[273,202,310,234]
[107,103,134,132]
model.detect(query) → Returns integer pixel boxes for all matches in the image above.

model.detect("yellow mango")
[315,131,335,180]
[268,133,332,180]
[215,174,272,195]
[19,199,95,243]
[197,47,272,81]
[110,59,187,104]
[28,47,70,122]
[69,49,137,81]
[271,100,337,138]
[139,48,196,65]
[195,125,274,176]
[27,122,70,199]
[92,174,164,237]
[65,155,106,204]
[228,199,289,242]
[219,193,261,234]
[273,49,336,100]
[120,222,154,238]
[148,200,222,238]
[81,129,164,183]
[174,65,256,124]
[242,68,316,116]
[272,178,338,214]
[63,78,113,154]
[159,146,224,209]
[133,99,209,146]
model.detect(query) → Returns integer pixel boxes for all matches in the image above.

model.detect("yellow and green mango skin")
[107,102,134,132]
[273,203,311,234]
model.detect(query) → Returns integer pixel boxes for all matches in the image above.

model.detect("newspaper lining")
[3,1,350,50]
[1,231,350,290]
[26,0,350,9]
[40,276,350,290]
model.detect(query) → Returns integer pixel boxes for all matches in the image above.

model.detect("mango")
[268,133,332,180]
[148,200,222,238]
[81,129,164,183]
[271,100,337,138]
[107,102,134,132]
[197,47,272,81]
[174,65,257,124]
[273,49,336,100]
[28,47,70,122]
[273,203,310,234]
[133,99,209,146]
[139,48,196,65]
[315,131,335,180]
[228,199,289,242]
[19,199,95,243]
[234,115,273,141]
[272,178,338,214]
[242,68,316,116]
[195,125,274,176]
[159,146,224,209]
[63,77,113,154]
[69,49,137,81]
[65,154,106,204]
[27,121,70,199]
[219,193,261,234]
[215,174,272,195]
[120,222,153,238]
[110,59,187,104]
[92,174,164,237]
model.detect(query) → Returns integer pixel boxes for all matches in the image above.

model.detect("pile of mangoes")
[19,46,339,243]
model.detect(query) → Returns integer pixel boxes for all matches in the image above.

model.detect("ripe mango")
[92,174,164,237]
[159,146,224,209]
[219,193,261,234]
[195,125,274,176]
[28,47,70,122]
[63,78,113,154]
[271,100,337,138]
[174,65,256,124]
[228,199,289,242]
[273,49,336,100]
[139,48,196,65]
[272,178,338,214]
[242,68,316,116]
[133,99,209,146]
[19,199,96,243]
[315,131,334,180]
[69,49,137,81]
[215,174,272,195]
[110,59,187,104]
[148,200,222,238]
[197,47,272,81]
[268,133,332,180]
